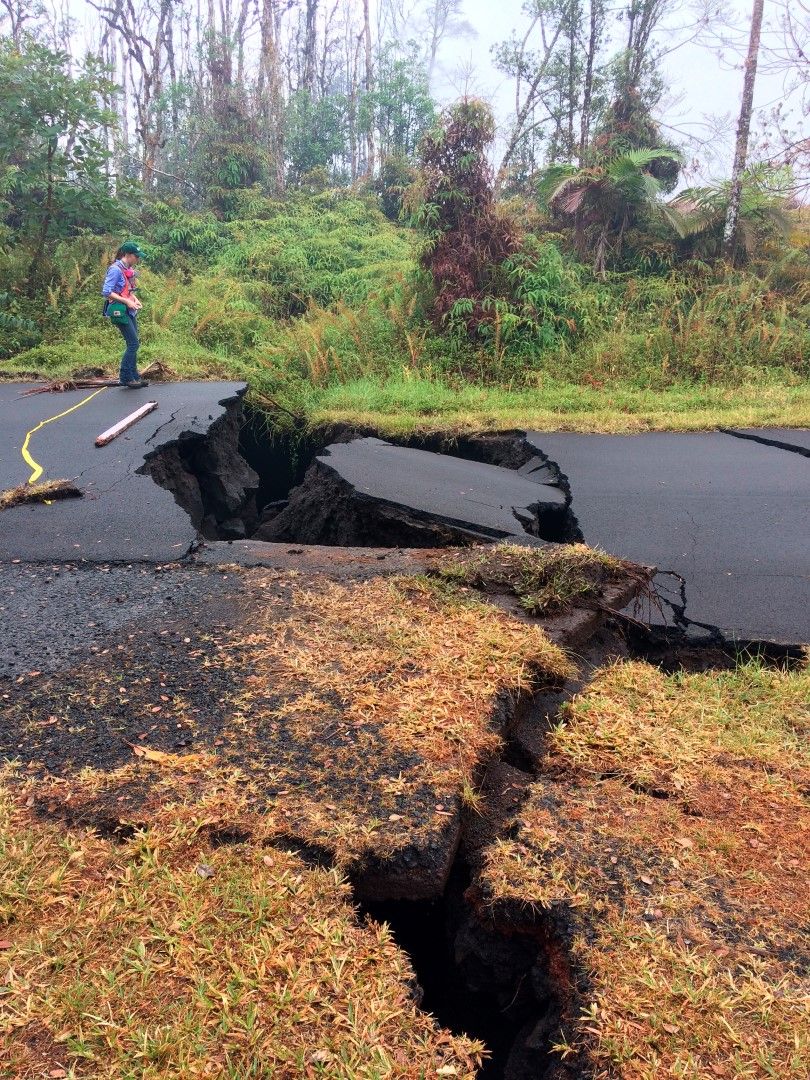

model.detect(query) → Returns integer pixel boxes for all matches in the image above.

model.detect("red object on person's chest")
[121,263,134,298]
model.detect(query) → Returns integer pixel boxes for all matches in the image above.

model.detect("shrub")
[406,99,519,331]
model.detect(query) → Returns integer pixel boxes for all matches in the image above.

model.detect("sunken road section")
[257,437,578,547]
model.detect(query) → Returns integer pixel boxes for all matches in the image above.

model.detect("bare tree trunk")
[497,19,565,185]
[579,0,600,164]
[122,51,132,165]
[258,0,286,192]
[90,0,171,191]
[567,5,576,162]
[348,30,363,181]
[302,0,319,92]
[362,0,374,176]
[27,138,55,295]
[166,3,180,136]
[426,0,447,92]
[722,0,765,261]
[1,0,32,45]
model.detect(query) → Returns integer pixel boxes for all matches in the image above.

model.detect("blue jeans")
[115,313,140,383]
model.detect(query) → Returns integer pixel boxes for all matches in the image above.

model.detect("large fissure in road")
[145,404,583,547]
[143,401,807,652]
[241,416,583,548]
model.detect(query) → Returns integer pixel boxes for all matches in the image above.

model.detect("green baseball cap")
[119,240,147,258]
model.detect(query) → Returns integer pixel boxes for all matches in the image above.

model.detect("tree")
[285,89,347,182]
[579,0,607,163]
[407,98,519,330]
[537,147,681,271]
[0,0,44,46]
[0,37,124,291]
[494,0,568,185]
[494,0,615,186]
[363,42,435,162]
[257,0,286,193]
[362,0,375,175]
[723,0,765,261]
[302,0,319,93]
[672,165,793,260]
[422,0,475,91]
[89,0,174,192]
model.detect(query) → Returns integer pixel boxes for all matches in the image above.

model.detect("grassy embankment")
[482,657,810,1079]
[1,193,808,434]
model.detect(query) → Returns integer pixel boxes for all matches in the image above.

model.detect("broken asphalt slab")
[0,381,256,563]
[525,430,810,643]
[259,436,574,546]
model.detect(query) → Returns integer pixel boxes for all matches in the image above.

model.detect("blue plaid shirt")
[102,260,127,299]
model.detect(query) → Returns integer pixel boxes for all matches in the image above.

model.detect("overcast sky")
[428,0,805,181]
[55,0,806,182]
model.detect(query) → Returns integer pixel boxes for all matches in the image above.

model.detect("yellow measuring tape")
[21,387,108,484]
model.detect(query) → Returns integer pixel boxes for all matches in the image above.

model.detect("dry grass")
[0,774,484,1079]
[0,566,581,1078]
[0,479,81,510]
[433,543,634,617]
[480,659,810,1079]
[2,570,571,867]
[215,572,570,860]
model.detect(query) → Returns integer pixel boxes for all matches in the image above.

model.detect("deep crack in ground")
[3,398,807,1078]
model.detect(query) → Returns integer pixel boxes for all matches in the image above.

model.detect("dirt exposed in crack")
[141,392,259,540]
[356,618,808,1079]
[7,393,806,1077]
[15,557,789,1077]
[625,629,807,671]
[360,877,567,1080]
[239,413,582,548]
[346,625,639,1080]
[2,550,652,1080]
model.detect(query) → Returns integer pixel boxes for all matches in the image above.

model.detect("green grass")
[300,373,810,435]
[433,542,634,616]
[1,193,808,435]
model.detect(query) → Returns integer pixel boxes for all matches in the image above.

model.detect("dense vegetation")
[2,181,807,431]
[1,9,808,433]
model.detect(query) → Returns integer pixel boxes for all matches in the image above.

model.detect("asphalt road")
[2,383,807,642]
[526,431,810,643]
[0,381,247,563]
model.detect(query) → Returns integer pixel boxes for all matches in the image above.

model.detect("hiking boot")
[123,379,149,388]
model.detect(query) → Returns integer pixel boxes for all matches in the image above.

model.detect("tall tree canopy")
[0,37,124,286]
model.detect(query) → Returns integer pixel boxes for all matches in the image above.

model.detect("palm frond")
[535,163,578,208]
[611,148,681,171]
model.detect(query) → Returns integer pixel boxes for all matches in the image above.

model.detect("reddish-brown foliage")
[410,99,520,332]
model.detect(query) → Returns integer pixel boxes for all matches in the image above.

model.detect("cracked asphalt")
[0,382,246,563]
[526,430,810,643]
[1,381,807,644]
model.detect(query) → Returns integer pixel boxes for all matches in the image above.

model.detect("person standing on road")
[102,242,149,389]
